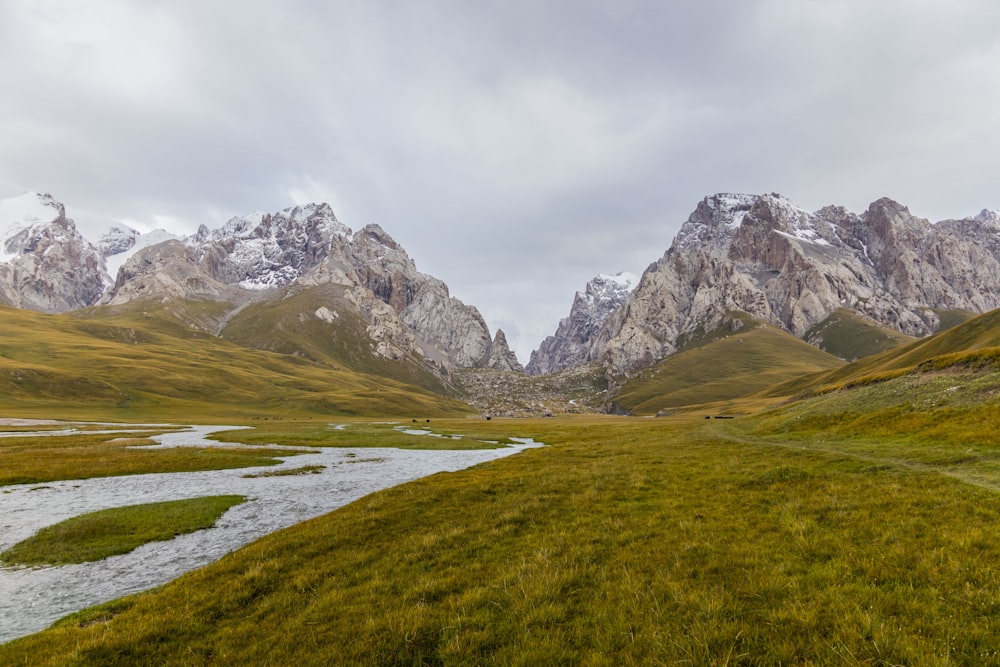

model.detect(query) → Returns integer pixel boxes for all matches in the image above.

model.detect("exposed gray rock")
[103,240,246,305]
[486,329,524,372]
[527,272,636,375]
[588,193,1000,375]
[347,224,498,368]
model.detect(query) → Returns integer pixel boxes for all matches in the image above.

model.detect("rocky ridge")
[584,193,1000,375]
[0,193,519,374]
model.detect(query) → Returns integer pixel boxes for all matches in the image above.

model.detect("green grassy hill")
[613,315,844,415]
[768,307,1000,398]
[804,308,916,360]
[0,304,470,420]
[218,285,454,395]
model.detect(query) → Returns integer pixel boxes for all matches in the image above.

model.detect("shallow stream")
[0,423,541,643]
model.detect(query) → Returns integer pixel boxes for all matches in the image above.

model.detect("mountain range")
[0,193,521,382]
[1,190,999,415]
[550,192,1000,376]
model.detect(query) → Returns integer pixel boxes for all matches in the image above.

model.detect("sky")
[2,1,1000,363]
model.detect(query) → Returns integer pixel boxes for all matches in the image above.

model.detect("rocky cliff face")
[0,193,108,312]
[587,193,1000,375]
[104,240,246,305]
[347,224,498,368]
[526,272,637,375]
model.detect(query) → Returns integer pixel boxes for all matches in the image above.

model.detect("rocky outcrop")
[103,240,246,305]
[527,272,636,375]
[588,193,1000,375]
[343,286,420,362]
[0,193,108,312]
[486,329,524,372]
[347,224,497,367]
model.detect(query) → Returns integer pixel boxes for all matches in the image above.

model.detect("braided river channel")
[0,422,542,644]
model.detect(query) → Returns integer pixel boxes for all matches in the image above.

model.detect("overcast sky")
[2,1,999,362]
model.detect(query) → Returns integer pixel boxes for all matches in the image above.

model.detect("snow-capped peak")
[0,192,70,263]
[0,192,63,231]
[975,209,1000,226]
[596,271,639,289]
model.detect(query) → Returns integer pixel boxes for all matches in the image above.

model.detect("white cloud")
[2,0,1000,361]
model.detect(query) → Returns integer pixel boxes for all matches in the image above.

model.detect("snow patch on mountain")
[103,228,180,280]
[0,193,64,262]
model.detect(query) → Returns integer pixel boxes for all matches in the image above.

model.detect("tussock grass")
[8,416,1000,663]
[1,496,246,566]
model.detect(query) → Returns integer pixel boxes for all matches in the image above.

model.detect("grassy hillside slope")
[613,317,844,415]
[804,308,916,360]
[769,307,1000,397]
[0,304,470,420]
[218,285,455,395]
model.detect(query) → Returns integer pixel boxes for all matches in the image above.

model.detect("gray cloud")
[2,0,999,361]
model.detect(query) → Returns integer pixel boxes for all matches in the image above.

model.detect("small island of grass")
[0,495,246,566]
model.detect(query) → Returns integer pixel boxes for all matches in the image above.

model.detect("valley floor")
[4,413,1000,664]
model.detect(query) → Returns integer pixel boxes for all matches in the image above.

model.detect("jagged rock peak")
[527,271,637,375]
[194,202,350,244]
[975,209,1000,225]
[486,328,524,372]
[0,192,108,312]
[183,202,352,290]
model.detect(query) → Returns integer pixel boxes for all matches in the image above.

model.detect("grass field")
[5,408,1000,664]
[0,303,473,422]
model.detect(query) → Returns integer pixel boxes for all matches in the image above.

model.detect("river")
[0,422,541,643]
